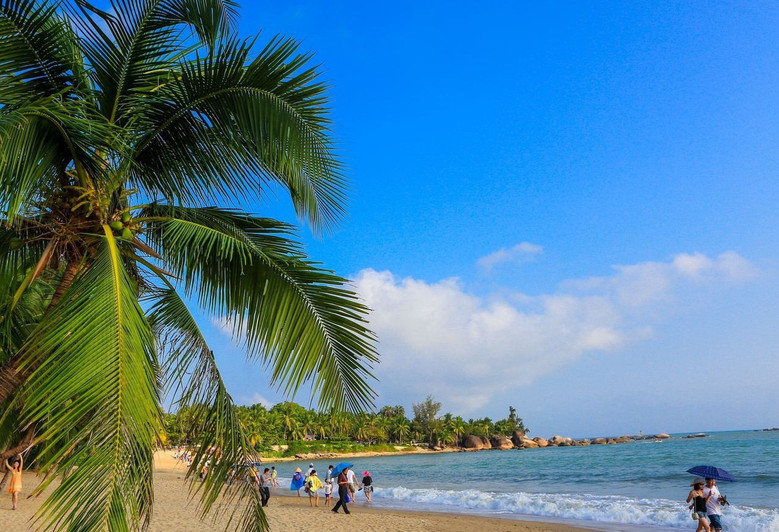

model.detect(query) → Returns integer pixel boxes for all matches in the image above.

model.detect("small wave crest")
[373,486,779,531]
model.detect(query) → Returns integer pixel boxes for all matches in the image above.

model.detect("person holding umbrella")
[331,465,352,514]
[687,464,735,532]
[703,478,725,532]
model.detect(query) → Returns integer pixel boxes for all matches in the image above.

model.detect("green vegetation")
[0,1,377,530]
[165,399,528,453]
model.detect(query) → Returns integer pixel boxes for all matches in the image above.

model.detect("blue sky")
[196,1,779,438]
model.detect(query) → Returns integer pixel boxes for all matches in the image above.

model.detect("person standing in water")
[703,478,725,532]
[360,471,373,502]
[4,455,23,510]
[686,478,711,532]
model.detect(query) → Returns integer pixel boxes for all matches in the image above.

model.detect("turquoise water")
[274,430,779,531]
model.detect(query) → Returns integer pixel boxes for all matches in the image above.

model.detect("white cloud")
[477,242,543,273]
[353,251,756,415]
[238,393,274,408]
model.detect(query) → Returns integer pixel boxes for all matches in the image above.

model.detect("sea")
[275,430,779,531]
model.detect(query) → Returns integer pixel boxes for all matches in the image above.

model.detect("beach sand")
[2,452,597,532]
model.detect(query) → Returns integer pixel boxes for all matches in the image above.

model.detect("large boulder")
[490,435,514,450]
[615,436,630,444]
[655,433,671,439]
[533,437,549,448]
[519,437,539,449]
[511,431,526,447]
[462,435,485,450]
[549,435,573,446]
[479,436,492,449]
[591,438,607,445]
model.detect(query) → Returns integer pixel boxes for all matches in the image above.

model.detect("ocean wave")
[374,486,779,531]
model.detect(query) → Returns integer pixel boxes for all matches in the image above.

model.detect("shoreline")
[2,452,600,532]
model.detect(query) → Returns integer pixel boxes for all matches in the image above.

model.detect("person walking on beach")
[325,464,334,485]
[270,466,278,487]
[331,466,351,514]
[290,467,305,497]
[306,463,314,480]
[4,455,22,510]
[259,467,271,507]
[306,469,323,507]
[703,478,724,532]
[360,471,373,502]
[686,478,711,532]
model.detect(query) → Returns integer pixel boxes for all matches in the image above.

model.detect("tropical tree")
[0,0,377,530]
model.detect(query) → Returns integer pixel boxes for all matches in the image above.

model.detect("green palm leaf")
[132,36,345,232]
[144,205,378,412]
[147,286,268,531]
[17,227,160,531]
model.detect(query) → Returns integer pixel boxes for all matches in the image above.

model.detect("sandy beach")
[0,451,599,532]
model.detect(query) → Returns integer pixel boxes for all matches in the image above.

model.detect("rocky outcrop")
[591,438,607,445]
[615,436,630,443]
[462,435,485,450]
[479,436,492,449]
[511,431,526,447]
[655,433,671,439]
[549,435,573,447]
[490,435,513,450]
[533,437,548,448]
[518,437,539,448]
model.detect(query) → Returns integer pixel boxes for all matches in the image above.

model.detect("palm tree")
[0,1,377,530]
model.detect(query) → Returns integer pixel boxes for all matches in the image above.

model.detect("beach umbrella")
[331,462,353,476]
[687,465,737,482]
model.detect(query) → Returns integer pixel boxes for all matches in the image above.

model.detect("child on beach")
[324,479,333,507]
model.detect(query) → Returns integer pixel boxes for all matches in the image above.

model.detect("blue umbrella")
[331,462,353,477]
[687,465,737,482]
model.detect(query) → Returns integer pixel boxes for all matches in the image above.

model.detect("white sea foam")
[373,486,779,531]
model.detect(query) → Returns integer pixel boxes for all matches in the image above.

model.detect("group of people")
[686,477,726,532]
[251,462,374,513]
[288,463,373,513]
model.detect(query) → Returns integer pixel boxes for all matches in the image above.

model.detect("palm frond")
[0,0,84,102]
[131,36,346,233]
[17,227,160,531]
[73,0,238,124]
[0,113,63,223]
[146,286,268,531]
[143,205,378,412]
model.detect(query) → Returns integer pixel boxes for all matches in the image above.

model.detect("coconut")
[109,220,123,231]
[121,212,131,223]
[9,238,23,250]
[121,228,134,240]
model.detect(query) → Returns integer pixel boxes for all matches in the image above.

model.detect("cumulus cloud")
[238,393,274,408]
[353,251,756,415]
[477,242,543,273]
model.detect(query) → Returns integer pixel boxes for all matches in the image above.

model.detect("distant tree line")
[164,395,528,449]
